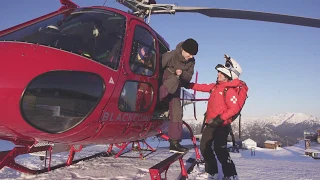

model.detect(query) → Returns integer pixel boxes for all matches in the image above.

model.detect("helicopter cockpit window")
[129,26,156,76]
[0,8,126,71]
[118,81,153,112]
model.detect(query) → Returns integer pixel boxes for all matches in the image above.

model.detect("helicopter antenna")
[146,9,151,24]
[117,0,320,28]
[103,0,108,6]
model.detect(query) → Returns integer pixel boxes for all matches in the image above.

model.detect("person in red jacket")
[187,55,242,179]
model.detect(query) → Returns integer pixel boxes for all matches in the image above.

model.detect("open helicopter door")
[96,18,161,142]
[119,18,160,115]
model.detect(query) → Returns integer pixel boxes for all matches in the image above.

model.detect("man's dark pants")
[159,84,182,141]
[200,125,237,177]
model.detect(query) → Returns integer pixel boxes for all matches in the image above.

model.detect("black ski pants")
[200,125,237,177]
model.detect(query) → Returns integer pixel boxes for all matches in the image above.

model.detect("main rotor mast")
[116,0,177,23]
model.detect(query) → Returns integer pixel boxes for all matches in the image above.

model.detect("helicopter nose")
[0,42,106,136]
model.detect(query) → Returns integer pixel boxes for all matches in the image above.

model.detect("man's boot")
[169,139,188,153]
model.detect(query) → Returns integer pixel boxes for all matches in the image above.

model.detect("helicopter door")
[117,20,159,117]
[96,20,159,141]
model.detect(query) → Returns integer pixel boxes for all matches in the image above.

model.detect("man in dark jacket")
[159,38,198,153]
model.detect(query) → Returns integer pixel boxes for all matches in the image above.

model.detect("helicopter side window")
[0,8,126,71]
[20,71,105,134]
[129,26,156,76]
[118,81,153,112]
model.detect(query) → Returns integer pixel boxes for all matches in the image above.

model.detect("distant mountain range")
[182,112,320,147]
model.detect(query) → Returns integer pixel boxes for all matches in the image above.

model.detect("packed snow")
[0,137,319,180]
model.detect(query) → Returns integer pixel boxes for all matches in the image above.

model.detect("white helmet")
[215,54,242,80]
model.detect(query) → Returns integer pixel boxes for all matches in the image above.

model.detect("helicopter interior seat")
[45,21,104,58]
[95,33,122,70]
[22,26,66,47]
[57,34,85,54]
[24,25,86,55]
[78,22,124,63]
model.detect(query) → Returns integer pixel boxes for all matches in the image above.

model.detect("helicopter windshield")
[0,8,126,70]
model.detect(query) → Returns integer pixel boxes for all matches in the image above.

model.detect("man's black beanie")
[181,38,198,55]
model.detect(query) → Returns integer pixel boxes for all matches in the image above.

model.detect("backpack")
[202,81,248,139]
[223,80,249,122]
[223,80,248,141]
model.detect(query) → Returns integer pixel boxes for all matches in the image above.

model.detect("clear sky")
[1,0,319,118]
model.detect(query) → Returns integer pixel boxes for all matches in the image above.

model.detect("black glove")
[207,115,224,127]
[182,82,191,89]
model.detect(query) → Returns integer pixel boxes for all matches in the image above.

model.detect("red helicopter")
[0,0,319,179]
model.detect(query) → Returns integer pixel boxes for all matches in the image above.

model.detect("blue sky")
[1,0,319,118]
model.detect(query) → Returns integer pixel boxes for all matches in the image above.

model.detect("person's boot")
[169,139,188,153]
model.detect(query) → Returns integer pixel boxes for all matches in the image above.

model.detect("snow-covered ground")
[0,138,319,180]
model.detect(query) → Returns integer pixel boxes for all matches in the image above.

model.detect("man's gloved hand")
[206,115,224,127]
[175,69,182,76]
[185,82,194,89]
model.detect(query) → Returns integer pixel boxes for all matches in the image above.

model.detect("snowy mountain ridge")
[245,112,320,127]
[182,112,320,146]
[183,112,320,128]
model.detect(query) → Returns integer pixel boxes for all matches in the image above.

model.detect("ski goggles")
[215,63,240,77]
[225,60,233,68]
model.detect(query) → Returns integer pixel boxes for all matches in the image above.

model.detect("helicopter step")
[149,149,189,180]
[177,157,197,180]
[177,152,204,180]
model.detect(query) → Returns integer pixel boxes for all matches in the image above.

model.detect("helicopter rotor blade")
[118,1,320,28]
[171,7,320,28]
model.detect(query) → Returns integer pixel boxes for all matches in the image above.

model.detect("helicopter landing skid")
[0,137,113,174]
[147,121,203,179]
[107,139,157,159]
[156,120,202,161]
[149,149,189,180]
